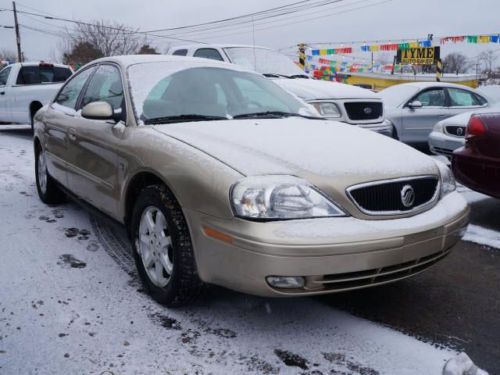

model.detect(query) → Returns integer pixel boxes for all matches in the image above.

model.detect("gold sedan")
[33,56,469,306]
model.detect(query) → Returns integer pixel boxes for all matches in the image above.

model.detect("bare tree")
[65,20,141,63]
[0,49,18,62]
[478,50,498,75]
[443,53,470,74]
[137,44,159,55]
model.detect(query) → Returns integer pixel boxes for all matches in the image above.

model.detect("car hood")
[273,78,380,101]
[153,118,438,193]
[439,105,500,126]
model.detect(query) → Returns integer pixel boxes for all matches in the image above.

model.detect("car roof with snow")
[169,44,271,52]
[83,54,252,71]
[389,81,478,90]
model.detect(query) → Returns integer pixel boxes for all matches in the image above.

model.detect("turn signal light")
[466,116,487,139]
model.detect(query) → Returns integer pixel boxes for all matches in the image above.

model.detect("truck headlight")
[436,160,456,196]
[231,176,346,220]
[310,102,342,118]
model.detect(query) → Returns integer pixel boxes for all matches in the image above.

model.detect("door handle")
[68,128,77,141]
[0,92,5,95]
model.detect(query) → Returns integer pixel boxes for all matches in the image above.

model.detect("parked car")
[34,55,468,306]
[429,103,500,158]
[452,112,500,198]
[168,44,394,137]
[0,62,72,128]
[380,82,489,145]
[477,85,500,103]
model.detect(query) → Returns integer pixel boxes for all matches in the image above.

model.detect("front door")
[66,64,126,217]
[43,66,96,185]
[401,87,449,143]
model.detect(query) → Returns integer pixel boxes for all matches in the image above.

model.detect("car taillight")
[466,116,487,139]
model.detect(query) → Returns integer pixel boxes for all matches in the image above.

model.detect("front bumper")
[185,192,469,297]
[429,131,465,158]
[353,119,394,138]
[453,149,500,199]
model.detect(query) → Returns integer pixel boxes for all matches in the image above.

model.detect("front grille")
[348,176,439,214]
[313,250,449,291]
[344,102,383,121]
[445,126,466,137]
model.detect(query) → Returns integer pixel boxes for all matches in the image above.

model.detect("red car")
[452,113,500,198]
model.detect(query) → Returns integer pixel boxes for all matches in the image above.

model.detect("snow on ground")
[0,127,488,375]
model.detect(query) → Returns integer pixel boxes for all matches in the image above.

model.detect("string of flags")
[309,33,500,56]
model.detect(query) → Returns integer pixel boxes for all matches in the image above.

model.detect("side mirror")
[81,101,114,120]
[408,100,423,109]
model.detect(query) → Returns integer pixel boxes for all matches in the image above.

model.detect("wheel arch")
[123,170,177,232]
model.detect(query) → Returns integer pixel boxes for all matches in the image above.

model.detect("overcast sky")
[1,0,499,65]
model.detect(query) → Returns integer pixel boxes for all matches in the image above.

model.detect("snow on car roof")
[87,54,251,71]
[389,81,477,90]
[168,44,271,52]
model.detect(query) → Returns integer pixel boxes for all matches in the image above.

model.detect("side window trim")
[53,65,97,108]
[406,87,448,108]
[445,88,485,108]
[77,63,127,122]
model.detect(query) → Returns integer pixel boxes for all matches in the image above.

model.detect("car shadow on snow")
[0,125,33,140]
[468,196,500,232]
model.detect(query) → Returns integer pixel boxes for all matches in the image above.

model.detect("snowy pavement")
[0,126,496,374]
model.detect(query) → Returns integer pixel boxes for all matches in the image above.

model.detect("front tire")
[131,185,203,307]
[35,146,64,204]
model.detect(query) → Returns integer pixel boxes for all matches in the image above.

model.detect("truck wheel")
[35,146,65,204]
[130,184,203,307]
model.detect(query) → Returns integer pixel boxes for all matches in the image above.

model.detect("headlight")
[231,176,346,220]
[436,160,456,196]
[433,121,444,133]
[310,102,342,118]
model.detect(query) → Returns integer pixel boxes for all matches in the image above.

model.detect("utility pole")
[12,1,22,63]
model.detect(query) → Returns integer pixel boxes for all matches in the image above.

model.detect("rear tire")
[35,145,65,204]
[131,184,203,307]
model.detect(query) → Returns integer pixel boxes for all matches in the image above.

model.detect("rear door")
[0,66,13,122]
[401,87,449,143]
[43,66,96,185]
[446,87,487,117]
[65,64,125,217]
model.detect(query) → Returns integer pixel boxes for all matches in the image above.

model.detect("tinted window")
[55,67,95,109]
[415,89,446,107]
[193,48,224,61]
[172,49,188,56]
[81,65,124,112]
[16,65,72,85]
[0,67,11,86]
[448,88,482,107]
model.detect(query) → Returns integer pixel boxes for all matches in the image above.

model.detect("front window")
[223,47,307,78]
[0,67,11,86]
[127,63,317,124]
[55,67,95,109]
[414,88,446,107]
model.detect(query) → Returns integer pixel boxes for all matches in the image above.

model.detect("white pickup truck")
[0,62,72,128]
[168,44,394,137]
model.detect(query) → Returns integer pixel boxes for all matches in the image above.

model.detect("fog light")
[266,276,305,289]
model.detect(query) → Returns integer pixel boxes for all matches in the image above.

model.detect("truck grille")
[347,176,439,215]
[344,102,383,121]
[445,126,466,137]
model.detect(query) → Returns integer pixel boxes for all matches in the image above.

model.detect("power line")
[144,0,313,33]
[153,0,348,37]
[163,0,371,39]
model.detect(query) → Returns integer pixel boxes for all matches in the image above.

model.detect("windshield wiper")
[233,111,320,120]
[287,74,309,79]
[262,73,309,79]
[144,114,228,125]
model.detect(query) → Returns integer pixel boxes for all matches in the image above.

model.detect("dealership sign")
[396,46,440,65]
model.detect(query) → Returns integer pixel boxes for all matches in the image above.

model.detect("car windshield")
[223,47,308,78]
[128,62,318,124]
[379,85,420,107]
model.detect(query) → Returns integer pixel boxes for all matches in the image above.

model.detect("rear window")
[172,49,188,56]
[16,65,72,85]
